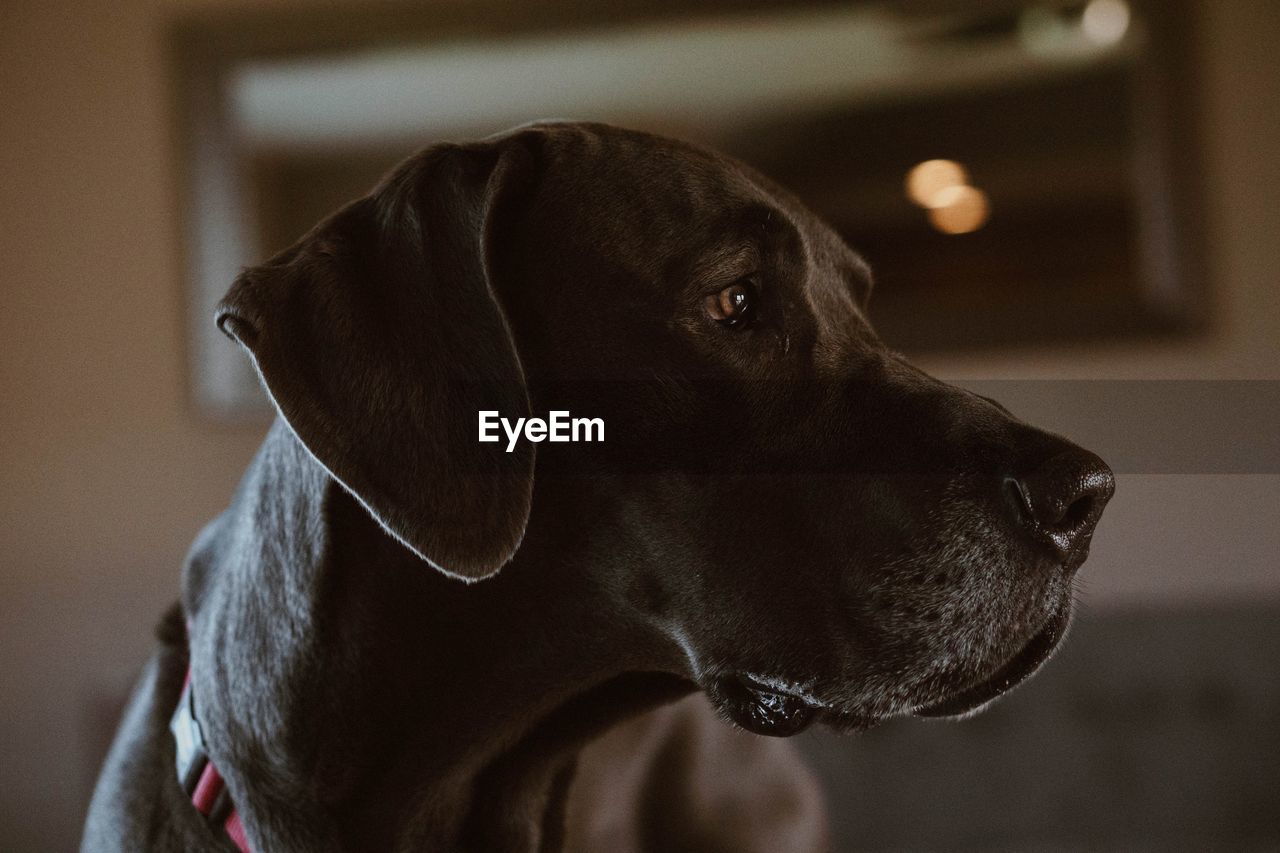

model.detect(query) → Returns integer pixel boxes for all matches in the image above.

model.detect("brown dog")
[83,122,1113,851]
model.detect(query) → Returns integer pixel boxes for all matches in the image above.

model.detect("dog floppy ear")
[215,142,536,582]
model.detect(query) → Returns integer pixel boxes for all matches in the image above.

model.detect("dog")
[83,121,1114,852]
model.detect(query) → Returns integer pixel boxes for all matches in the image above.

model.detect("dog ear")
[215,141,536,582]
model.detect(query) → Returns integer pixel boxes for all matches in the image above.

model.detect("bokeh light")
[1082,0,1131,47]
[906,159,970,208]
[926,185,991,234]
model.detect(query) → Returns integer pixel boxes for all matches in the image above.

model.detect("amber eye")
[704,279,758,328]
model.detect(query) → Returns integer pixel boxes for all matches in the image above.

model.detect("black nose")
[1006,449,1115,561]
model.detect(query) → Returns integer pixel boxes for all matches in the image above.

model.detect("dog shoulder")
[82,608,229,852]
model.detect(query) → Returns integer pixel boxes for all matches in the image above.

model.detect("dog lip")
[912,600,1072,719]
[715,673,881,735]
[708,673,821,738]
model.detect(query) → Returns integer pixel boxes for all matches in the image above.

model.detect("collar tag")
[170,676,209,796]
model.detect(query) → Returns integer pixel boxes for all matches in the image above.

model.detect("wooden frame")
[169,0,1207,418]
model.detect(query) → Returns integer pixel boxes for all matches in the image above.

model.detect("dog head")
[217,121,1114,736]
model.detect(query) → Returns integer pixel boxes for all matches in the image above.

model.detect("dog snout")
[1005,448,1115,562]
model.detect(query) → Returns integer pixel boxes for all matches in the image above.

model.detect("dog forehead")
[546,126,759,210]
[507,123,781,267]
[512,122,874,335]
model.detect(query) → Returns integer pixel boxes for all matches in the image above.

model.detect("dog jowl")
[85,121,1115,852]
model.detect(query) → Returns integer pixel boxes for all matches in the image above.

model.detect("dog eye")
[705,279,758,328]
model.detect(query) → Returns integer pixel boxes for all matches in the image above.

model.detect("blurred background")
[2,0,1277,850]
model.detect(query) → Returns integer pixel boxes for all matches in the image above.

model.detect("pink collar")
[171,669,251,852]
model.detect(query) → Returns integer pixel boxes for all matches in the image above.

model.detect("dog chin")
[705,596,1073,736]
[911,598,1073,720]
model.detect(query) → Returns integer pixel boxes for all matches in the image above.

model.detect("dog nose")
[1006,449,1115,561]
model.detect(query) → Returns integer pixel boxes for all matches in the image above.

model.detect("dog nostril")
[1055,495,1095,533]
[1009,449,1115,559]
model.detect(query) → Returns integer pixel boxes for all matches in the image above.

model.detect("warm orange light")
[927,185,990,235]
[906,159,969,208]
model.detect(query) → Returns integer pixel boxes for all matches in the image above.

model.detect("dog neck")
[180,420,693,851]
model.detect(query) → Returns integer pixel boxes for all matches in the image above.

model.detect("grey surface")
[800,603,1280,852]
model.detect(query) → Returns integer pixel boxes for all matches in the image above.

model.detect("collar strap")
[171,670,251,852]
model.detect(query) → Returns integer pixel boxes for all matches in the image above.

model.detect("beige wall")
[1,1,1276,849]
